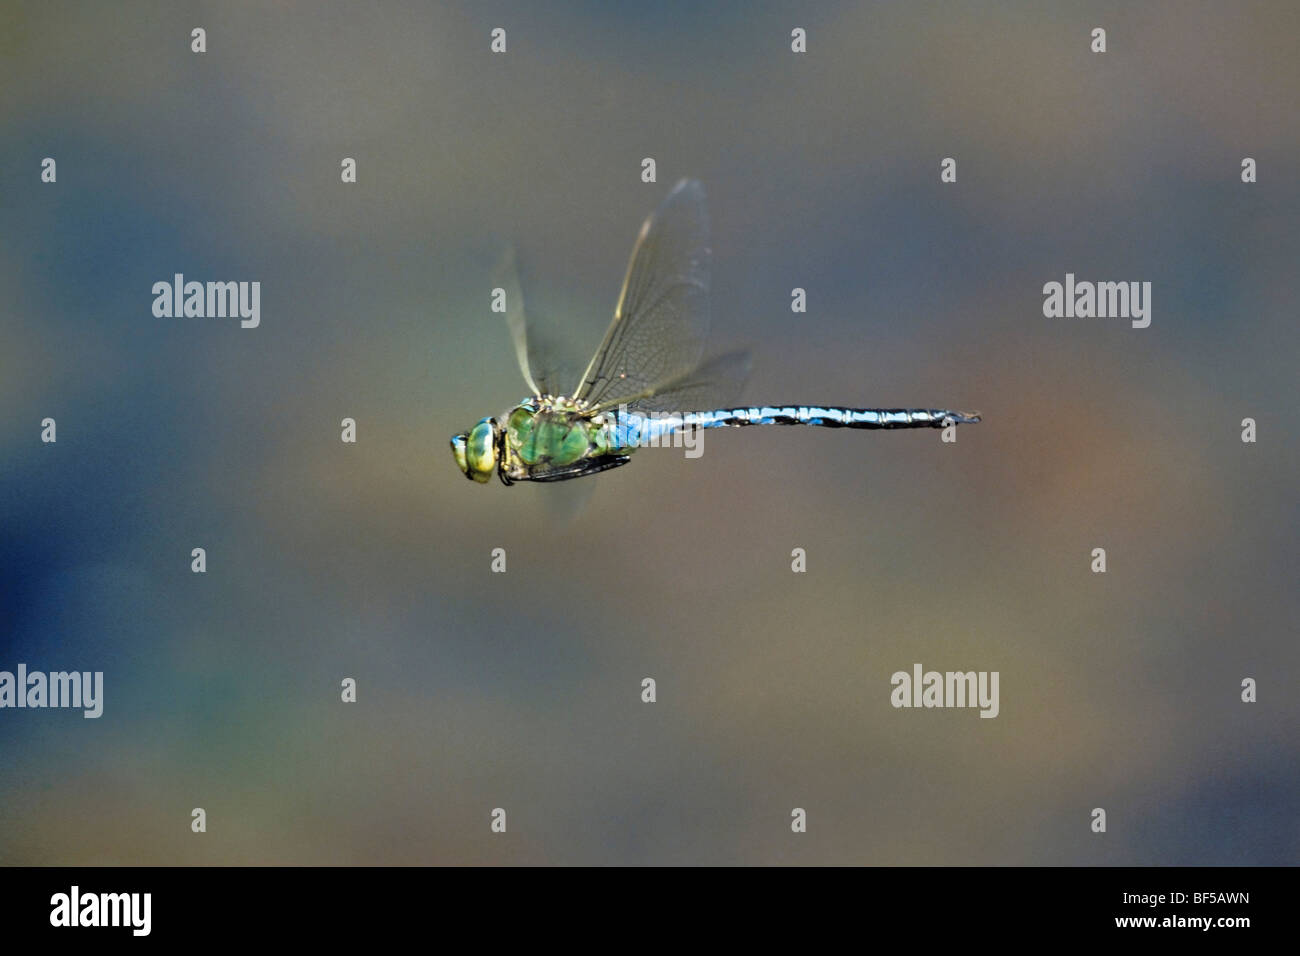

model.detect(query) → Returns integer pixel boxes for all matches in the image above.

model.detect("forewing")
[574,179,712,408]
[494,248,576,397]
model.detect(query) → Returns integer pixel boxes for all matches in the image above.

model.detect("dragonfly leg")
[523,455,631,483]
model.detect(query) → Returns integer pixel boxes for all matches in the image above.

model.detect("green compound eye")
[450,433,470,477]
[455,418,498,483]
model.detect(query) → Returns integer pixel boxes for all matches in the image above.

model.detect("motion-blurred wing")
[494,248,575,397]
[494,247,541,395]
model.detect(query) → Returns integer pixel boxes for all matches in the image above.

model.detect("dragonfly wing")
[539,472,599,523]
[605,349,752,414]
[494,247,542,395]
[494,248,579,397]
[574,179,712,409]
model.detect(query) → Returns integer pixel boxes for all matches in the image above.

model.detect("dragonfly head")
[450,417,500,483]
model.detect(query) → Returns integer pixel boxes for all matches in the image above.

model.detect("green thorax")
[501,396,628,481]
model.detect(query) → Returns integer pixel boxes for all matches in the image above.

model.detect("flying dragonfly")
[451,179,980,485]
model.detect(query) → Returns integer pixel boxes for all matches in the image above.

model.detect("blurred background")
[1,1,1296,864]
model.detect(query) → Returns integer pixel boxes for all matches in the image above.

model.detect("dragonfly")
[451,179,980,485]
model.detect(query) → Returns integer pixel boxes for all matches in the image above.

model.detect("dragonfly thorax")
[450,396,628,486]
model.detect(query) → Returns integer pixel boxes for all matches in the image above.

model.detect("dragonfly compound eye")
[450,432,471,478]
[457,418,499,483]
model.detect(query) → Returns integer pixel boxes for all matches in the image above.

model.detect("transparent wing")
[494,248,576,397]
[602,349,752,414]
[574,179,712,409]
[495,247,540,395]
[539,473,598,522]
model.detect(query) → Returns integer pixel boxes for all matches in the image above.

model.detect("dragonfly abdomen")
[621,406,979,443]
[700,406,977,429]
